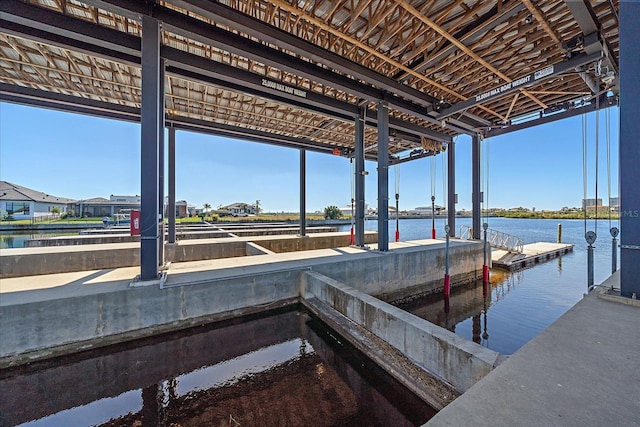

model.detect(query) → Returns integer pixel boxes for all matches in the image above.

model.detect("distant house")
[338,203,369,216]
[72,195,141,217]
[409,205,445,215]
[0,181,74,219]
[221,202,256,216]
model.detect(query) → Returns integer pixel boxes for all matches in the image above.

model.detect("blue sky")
[0,102,618,213]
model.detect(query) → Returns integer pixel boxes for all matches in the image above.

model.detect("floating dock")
[491,242,574,271]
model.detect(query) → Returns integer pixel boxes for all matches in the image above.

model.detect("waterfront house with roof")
[0,181,74,220]
[72,195,141,217]
[221,202,256,216]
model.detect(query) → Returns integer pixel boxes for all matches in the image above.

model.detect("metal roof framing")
[0,0,620,154]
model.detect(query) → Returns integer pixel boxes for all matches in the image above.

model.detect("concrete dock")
[492,242,574,271]
[0,231,378,278]
[426,272,640,427]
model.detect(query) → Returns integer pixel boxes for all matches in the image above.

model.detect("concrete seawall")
[0,232,378,278]
[0,239,483,365]
[25,226,339,247]
[0,269,301,365]
[302,271,501,393]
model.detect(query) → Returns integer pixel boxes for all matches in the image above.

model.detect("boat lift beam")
[619,0,640,298]
[140,16,162,281]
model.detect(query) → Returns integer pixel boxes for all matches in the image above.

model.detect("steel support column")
[168,126,176,244]
[355,108,366,247]
[377,101,390,251]
[448,139,456,237]
[619,0,640,298]
[158,59,165,266]
[140,16,161,281]
[299,149,306,237]
[472,134,481,239]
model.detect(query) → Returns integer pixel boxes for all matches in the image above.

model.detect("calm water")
[0,309,435,427]
[0,218,619,425]
[0,231,77,249]
[341,217,619,355]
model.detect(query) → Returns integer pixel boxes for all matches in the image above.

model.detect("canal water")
[0,218,618,426]
[0,308,435,426]
[341,217,619,355]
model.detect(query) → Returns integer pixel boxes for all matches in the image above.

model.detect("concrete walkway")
[426,272,640,427]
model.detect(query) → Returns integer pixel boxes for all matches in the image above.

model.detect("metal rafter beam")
[0,0,140,60]
[142,0,441,108]
[89,0,474,134]
[395,1,526,81]
[0,81,379,159]
[162,0,482,132]
[521,0,564,50]
[484,94,616,138]
[394,0,547,110]
[0,2,453,142]
[563,0,619,74]
[437,52,602,120]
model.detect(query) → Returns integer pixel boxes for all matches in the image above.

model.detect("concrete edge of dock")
[0,239,495,413]
[424,271,640,427]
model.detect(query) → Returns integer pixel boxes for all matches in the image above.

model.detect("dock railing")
[458,225,524,254]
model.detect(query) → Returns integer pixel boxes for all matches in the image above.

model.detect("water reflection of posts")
[141,383,162,426]
[472,314,481,344]
[444,294,451,331]
[482,297,489,342]
[482,222,489,296]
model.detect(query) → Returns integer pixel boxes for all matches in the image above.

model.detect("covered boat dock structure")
[0,0,636,298]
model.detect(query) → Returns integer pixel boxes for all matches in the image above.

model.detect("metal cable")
[350,158,355,225]
[595,71,600,236]
[582,112,588,235]
[485,137,490,226]
[430,156,437,199]
[442,150,447,213]
[606,106,612,228]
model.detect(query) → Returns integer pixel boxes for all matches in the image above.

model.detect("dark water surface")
[0,308,435,427]
[341,217,619,355]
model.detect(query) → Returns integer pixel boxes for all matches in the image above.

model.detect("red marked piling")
[482,265,489,297]
[444,274,451,297]
[432,228,436,239]
[350,226,355,245]
[395,229,400,242]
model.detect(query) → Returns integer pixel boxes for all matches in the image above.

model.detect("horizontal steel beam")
[437,52,603,119]
[151,3,468,135]
[399,1,525,79]
[484,94,616,137]
[0,82,140,122]
[66,0,479,134]
[0,0,140,61]
[0,82,380,160]
[165,0,441,107]
[564,0,618,73]
[389,151,441,166]
[0,0,454,142]
[169,116,380,161]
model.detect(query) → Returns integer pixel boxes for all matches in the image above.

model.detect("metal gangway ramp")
[458,225,524,254]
